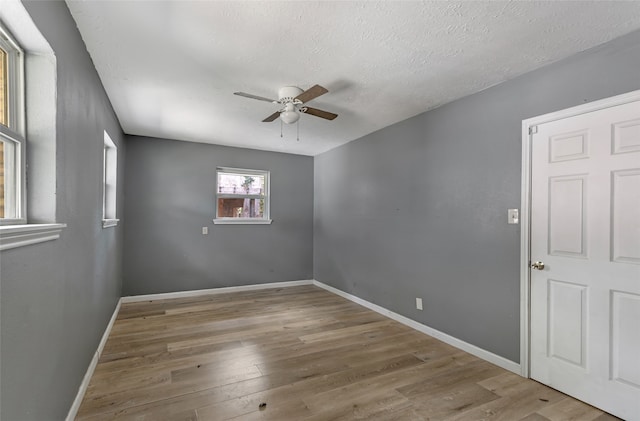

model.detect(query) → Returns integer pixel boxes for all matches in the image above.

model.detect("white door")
[530,98,640,420]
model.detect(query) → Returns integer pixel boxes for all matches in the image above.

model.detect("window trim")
[0,125,23,223]
[213,166,272,225]
[0,223,67,250]
[0,22,26,225]
[0,5,64,252]
[0,23,24,132]
[102,130,119,228]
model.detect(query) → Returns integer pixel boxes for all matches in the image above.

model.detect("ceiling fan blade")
[295,84,328,103]
[234,92,276,103]
[262,111,281,122]
[302,106,338,120]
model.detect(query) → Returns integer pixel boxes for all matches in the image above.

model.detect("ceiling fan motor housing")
[278,86,304,104]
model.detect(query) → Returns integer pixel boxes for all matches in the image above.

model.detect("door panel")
[611,291,640,389]
[547,279,587,367]
[550,129,590,162]
[548,175,588,257]
[612,169,640,264]
[613,118,640,154]
[530,99,640,420]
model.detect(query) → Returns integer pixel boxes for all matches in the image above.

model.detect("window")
[0,22,24,224]
[214,167,271,224]
[0,11,65,251]
[102,131,118,228]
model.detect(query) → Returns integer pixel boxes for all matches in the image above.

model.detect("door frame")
[519,89,640,378]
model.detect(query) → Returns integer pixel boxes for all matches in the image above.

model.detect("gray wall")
[314,30,640,363]
[0,2,125,420]
[123,136,313,296]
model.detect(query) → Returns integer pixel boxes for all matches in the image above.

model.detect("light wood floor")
[76,285,620,420]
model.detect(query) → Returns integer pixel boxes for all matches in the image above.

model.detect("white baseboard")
[312,280,521,374]
[121,280,314,303]
[66,299,121,421]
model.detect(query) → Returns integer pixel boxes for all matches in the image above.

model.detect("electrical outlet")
[202,227,208,235]
[416,297,423,310]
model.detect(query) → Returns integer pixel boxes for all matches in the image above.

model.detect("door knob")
[531,261,545,270]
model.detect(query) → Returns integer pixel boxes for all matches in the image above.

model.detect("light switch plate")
[202,226,209,235]
[508,209,519,225]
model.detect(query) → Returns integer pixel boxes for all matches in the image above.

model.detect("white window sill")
[102,219,120,228]
[213,219,273,225]
[0,223,67,251]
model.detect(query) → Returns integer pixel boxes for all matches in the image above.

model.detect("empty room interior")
[1,1,640,420]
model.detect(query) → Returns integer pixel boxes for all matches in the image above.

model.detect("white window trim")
[0,125,24,224]
[214,166,272,225]
[0,3,65,251]
[102,131,118,228]
[213,218,272,225]
[0,21,26,225]
[0,223,66,250]
[102,219,119,228]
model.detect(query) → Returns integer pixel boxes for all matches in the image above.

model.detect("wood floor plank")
[223,399,312,420]
[75,285,622,420]
[445,378,567,421]
[519,414,553,421]
[302,353,483,412]
[302,389,412,421]
[192,384,309,420]
[536,397,612,421]
[408,382,500,419]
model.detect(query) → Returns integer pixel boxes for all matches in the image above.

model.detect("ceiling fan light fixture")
[280,102,299,124]
[280,110,300,124]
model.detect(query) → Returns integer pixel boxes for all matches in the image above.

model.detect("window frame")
[213,167,272,225]
[0,10,66,251]
[102,130,118,228]
[0,22,26,225]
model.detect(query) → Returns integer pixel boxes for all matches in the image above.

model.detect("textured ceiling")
[66,1,640,156]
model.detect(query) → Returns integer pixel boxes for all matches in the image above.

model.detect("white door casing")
[523,94,640,420]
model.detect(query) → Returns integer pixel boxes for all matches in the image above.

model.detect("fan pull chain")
[297,119,300,141]
[280,119,283,138]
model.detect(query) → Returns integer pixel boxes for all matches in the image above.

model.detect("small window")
[0,23,25,224]
[102,131,118,228]
[214,167,271,224]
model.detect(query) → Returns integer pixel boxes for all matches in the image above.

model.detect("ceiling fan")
[234,85,338,124]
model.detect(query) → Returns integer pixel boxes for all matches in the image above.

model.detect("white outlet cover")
[416,298,423,310]
[202,226,208,235]
[508,209,519,224]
